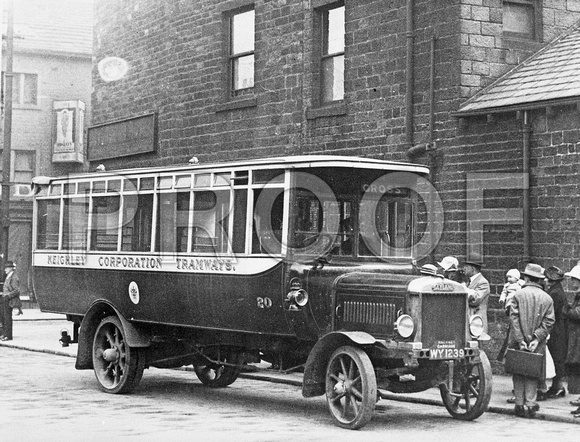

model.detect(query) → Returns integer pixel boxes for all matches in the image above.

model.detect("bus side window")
[36,200,60,250]
[232,189,247,254]
[191,190,230,254]
[91,196,121,251]
[252,189,283,255]
[63,197,89,250]
[120,194,153,252]
[157,191,190,253]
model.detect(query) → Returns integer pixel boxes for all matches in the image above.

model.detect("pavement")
[2,307,580,425]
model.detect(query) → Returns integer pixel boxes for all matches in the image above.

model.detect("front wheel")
[439,350,492,420]
[92,316,145,394]
[325,346,377,430]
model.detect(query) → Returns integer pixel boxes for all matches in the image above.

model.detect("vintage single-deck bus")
[31,155,491,430]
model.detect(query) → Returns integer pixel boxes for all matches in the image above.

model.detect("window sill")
[214,96,257,113]
[306,103,346,120]
[502,34,543,51]
[13,103,41,111]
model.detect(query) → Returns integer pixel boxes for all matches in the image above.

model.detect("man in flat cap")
[509,263,555,418]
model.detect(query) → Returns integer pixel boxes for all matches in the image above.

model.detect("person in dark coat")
[508,263,555,418]
[564,264,580,417]
[0,261,20,341]
[544,266,568,398]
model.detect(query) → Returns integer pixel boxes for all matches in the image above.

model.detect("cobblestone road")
[1,347,578,441]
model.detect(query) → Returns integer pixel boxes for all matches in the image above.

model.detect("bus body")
[31,155,491,429]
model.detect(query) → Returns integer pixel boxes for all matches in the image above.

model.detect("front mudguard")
[302,331,375,397]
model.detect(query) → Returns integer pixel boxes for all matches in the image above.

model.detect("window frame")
[1,72,39,106]
[12,150,36,183]
[319,2,345,105]
[502,0,542,42]
[227,5,255,98]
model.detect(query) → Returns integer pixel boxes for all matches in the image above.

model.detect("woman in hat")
[544,266,568,398]
[564,264,580,416]
[437,256,461,281]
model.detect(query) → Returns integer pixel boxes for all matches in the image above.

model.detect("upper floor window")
[503,0,540,40]
[229,7,255,96]
[13,150,35,183]
[2,72,38,105]
[321,3,344,103]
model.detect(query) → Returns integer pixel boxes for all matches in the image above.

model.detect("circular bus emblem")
[128,281,140,305]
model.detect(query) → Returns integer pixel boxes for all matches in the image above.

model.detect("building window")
[503,0,539,40]
[229,7,255,96]
[2,72,38,105]
[320,3,344,103]
[13,150,35,183]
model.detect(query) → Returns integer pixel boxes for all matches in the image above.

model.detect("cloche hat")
[545,266,565,281]
[420,264,442,277]
[438,256,459,272]
[565,264,580,281]
[506,269,520,280]
[521,263,544,279]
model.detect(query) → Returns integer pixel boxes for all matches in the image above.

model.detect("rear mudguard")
[302,331,375,398]
[75,301,151,370]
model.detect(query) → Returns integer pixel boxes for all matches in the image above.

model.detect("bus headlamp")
[395,314,414,338]
[469,315,484,338]
[286,289,309,309]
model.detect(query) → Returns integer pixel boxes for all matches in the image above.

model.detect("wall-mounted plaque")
[87,113,157,161]
[53,100,85,163]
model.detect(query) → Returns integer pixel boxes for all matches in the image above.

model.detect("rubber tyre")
[194,349,243,388]
[92,316,145,394]
[325,345,377,430]
[439,350,493,420]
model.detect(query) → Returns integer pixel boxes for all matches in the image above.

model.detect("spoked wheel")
[194,349,244,388]
[325,346,377,430]
[92,316,145,394]
[439,350,492,420]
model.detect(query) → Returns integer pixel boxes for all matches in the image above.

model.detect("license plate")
[430,348,465,360]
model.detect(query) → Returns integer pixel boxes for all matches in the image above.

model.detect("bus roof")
[34,155,429,184]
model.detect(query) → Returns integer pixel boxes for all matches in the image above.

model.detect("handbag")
[504,348,544,378]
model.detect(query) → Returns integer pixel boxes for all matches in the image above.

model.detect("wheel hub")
[103,348,118,362]
[334,380,347,395]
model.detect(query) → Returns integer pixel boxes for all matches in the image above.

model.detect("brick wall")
[459,0,580,97]
[92,0,462,168]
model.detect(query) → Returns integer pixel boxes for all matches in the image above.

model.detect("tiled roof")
[457,21,580,116]
[3,0,93,57]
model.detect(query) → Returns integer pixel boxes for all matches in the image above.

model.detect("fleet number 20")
[257,297,273,309]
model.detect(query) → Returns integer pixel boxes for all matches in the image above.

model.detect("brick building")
[90,0,580,363]
[1,0,92,297]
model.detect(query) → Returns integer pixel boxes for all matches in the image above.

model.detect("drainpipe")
[522,111,532,263]
[407,35,437,159]
[405,0,414,148]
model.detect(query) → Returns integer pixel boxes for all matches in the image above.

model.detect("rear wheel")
[439,350,492,420]
[92,316,145,394]
[325,345,377,430]
[194,349,244,388]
